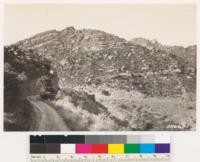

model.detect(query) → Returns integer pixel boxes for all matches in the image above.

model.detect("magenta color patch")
[76,144,93,153]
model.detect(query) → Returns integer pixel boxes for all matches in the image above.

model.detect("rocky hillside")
[130,38,196,96]
[130,37,196,68]
[5,27,196,131]
[14,27,196,98]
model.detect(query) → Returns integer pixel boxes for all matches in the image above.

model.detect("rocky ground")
[4,27,196,131]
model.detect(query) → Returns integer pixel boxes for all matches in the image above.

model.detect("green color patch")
[124,144,139,153]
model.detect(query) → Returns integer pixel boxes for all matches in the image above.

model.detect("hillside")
[4,27,196,131]
[130,37,196,68]
[15,27,196,98]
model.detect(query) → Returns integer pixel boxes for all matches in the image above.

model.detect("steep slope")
[130,38,196,96]
[130,37,196,68]
[15,27,196,98]
[5,27,196,131]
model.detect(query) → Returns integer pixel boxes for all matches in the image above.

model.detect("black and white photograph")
[4,3,196,131]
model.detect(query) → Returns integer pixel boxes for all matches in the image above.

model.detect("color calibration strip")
[30,135,170,154]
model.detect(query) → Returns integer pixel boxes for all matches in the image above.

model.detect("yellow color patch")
[108,144,124,154]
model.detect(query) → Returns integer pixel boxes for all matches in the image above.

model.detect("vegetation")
[4,46,59,130]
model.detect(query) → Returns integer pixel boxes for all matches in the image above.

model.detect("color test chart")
[29,134,171,162]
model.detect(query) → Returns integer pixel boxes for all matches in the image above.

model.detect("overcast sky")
[4,3,196,46]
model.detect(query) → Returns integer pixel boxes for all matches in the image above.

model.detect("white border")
[0,0,199,162]
[3,0,198,4]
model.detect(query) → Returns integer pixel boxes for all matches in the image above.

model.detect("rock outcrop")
[14,27,196,98]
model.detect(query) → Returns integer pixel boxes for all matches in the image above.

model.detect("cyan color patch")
[140,144,155,153]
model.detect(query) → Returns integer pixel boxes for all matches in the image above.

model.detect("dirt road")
[27,97,69,131]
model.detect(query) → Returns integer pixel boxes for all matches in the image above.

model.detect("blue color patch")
[140,144,155,153]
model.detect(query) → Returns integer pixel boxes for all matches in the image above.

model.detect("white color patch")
[155,134,171,143]
[61,144,76,154]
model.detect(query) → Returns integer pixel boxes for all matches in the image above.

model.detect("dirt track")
[27,97,69,131]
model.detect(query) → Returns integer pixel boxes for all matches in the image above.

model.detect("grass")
[50,87,196,131]
[51,89,120,131]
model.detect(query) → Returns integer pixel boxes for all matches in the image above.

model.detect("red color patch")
[92,144,108,153]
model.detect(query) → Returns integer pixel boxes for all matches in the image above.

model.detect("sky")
[4,3,197,46]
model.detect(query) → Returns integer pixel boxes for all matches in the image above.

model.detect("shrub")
[101,90,111,96]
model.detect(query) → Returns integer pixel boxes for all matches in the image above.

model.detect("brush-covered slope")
[4,45,59,130]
